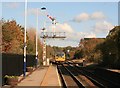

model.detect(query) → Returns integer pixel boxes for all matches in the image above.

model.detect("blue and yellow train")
[55,52,66,62]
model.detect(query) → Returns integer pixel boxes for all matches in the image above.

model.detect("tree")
[2,20,24,54]
[27,28,43,60]
[99,26,120,68]
[74,49,84,59]
[78,38,105,62]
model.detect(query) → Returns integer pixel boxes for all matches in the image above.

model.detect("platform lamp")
[35,7,46,68]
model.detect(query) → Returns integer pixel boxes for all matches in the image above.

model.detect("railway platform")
[17,66,48,86]
[2,65,61,88]
[17,65,61,87]
[40,65,61,86]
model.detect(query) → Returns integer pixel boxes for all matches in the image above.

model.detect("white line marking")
[56,65,62,86]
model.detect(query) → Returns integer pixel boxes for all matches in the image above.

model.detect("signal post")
[40,16,66,66]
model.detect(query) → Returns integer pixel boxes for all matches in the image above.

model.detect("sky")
[2,1,119,47]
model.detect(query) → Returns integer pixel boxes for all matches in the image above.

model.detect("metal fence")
[2,53,36,85]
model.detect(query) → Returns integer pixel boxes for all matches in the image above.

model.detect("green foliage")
[74,50,84,59]
[4,75,18,79]
[27,28,43,60]
[1,19,43,57]
[78,38,105,62]
[46,45,54,58]
[75,26,120,69]
[62,46,76,59]
[27,39,35,54]
[89,50,103,63]
[99,26,120,68]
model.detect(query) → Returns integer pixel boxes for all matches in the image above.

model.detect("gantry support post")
[43,37,46,65]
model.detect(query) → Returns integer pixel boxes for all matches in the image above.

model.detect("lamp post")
[36,7,46,67]
[23,0,27,77]
[36,8,38,68]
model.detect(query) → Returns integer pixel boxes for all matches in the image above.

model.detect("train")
[54,52,66,62]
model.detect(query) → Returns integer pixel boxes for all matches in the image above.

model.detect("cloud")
[72,12,113,37]
[46,31,96,47]
[47,23,96,40]
[91,12,106,20]
[67,32,96,42]
[48,23,74,33]
[5,2,20,8]
[73,11,106,22]
[84,32,96,38]
[73,13,89,22]
[56,23,74,33]
[92,21,114,34]
[46,23,96,47]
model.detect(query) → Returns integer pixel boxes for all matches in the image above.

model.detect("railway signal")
[40,13,66,66]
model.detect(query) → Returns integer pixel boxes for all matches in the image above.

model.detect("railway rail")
[57,63,85,88]
[66,61,120,88]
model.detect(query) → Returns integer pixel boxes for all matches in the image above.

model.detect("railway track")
[66,61,120,88]
[57,63,85,88]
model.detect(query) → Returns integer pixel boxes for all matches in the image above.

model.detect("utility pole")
[35,8,39,68]
[43,20,47,65]
[36,7,46,66]
[23,0,27,77]
[43,36,46,65]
